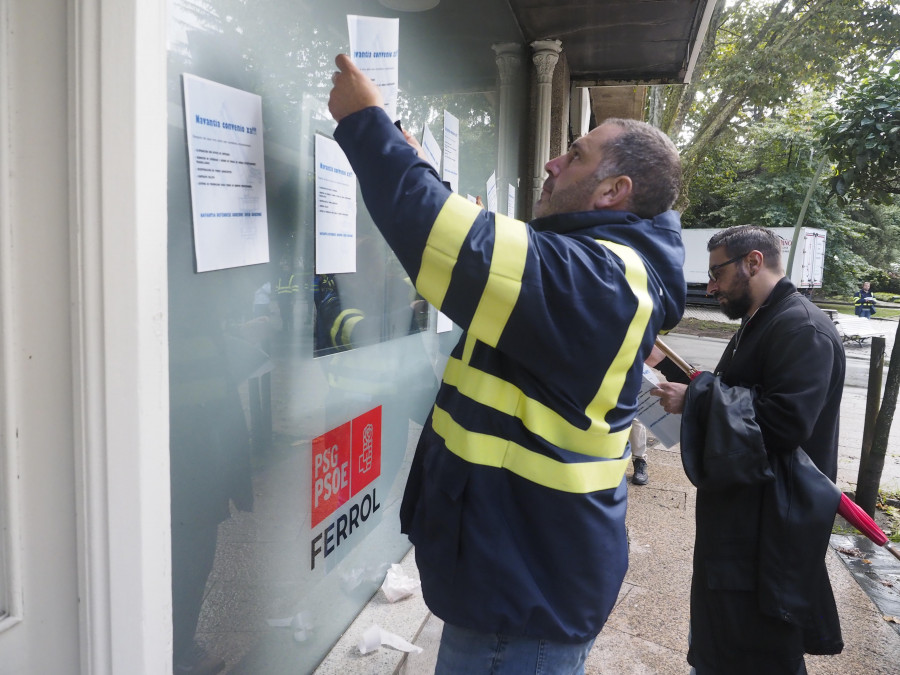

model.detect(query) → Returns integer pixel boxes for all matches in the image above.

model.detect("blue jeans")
[435,622,595,675]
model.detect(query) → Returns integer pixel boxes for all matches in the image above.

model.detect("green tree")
[664,0,900,207]
[818,61,900,204]
[680,89,900,296]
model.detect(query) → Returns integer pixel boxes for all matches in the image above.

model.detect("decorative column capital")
[530,39,562,84]
[492,42,524,85]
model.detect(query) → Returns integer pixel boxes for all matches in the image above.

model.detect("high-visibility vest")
[335,107,687,643]
[276,274,298,295]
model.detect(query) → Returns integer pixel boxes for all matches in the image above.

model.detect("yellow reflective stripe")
[437,239,650,461]
[431,406,628,493]
[417,194,483,308]
[331,309,364,348]
[442,356,629,458]
[469,215,528,347]
[461,332,477,364]
[585,240,653,425]
[277,274,297,294]
[338,315,364,348]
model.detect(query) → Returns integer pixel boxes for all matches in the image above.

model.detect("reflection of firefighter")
[314,273,436,455]
[276,258,299,333]
[313,272,426,355]
[313,273,363,354]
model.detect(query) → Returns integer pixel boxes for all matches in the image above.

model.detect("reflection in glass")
[167,1,507,671]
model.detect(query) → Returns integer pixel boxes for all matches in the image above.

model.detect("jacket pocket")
[411,450,469,582]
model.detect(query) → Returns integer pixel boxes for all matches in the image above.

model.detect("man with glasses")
[652,224,845,673]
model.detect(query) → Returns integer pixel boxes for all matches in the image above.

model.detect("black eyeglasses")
[708,252,749,281]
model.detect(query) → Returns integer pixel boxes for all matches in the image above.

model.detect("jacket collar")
[529,209,641,234]
[744,276,797,325]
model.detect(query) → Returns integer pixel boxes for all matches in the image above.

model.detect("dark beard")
[717,269,753,320]
[720,296,751,320]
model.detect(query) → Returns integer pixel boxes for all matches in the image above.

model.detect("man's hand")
[649,382,688,415]
[328,54,384,122]
[402,129,429,162]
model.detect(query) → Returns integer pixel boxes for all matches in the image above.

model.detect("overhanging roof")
[362,0,716,93]
[510,0,716,86]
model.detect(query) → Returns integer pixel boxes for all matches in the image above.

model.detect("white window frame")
[0,0,24,634]
[69,0,171,672]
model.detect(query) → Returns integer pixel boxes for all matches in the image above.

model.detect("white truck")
[681,227,827,304]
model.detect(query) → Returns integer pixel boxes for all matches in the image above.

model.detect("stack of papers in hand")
[635,364,681,448]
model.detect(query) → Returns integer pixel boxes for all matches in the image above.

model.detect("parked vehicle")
[681,227,827,305]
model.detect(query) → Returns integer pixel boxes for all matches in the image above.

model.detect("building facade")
[0,1,712,672]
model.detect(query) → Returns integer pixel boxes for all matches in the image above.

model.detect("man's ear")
[593,175,633,211]
[746,250,764,275]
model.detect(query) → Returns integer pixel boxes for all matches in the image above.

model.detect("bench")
[833,316,886,347]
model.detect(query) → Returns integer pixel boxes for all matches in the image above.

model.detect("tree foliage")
[681,89,900,295]
[818,61,900,204]
[665,0,900,205]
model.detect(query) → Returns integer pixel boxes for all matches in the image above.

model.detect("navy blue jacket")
[335,107,686,642]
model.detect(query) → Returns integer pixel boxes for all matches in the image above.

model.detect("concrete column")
[492,43,524,207]
[530,40,562,209]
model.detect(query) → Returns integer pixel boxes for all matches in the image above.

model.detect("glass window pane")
[167,2,506,672]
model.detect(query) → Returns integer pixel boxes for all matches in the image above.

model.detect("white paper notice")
[347,15,400,122]
[315,135,357,274]
[443,111,459,193]
[486,172,498,212]
[421,124,442,172]
[182,74,269,272]
[436,311,453,333]
[635,364,682,448]
[507,184,517,218]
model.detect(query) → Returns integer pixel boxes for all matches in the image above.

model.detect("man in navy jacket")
[329,54,686,674]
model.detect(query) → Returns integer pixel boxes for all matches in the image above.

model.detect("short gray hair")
[595,118,682,218]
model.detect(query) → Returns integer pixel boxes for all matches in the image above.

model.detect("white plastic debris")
[380,563,421,602]
[357,624,423,655]
[342,561,392,592]
[266,610,315,643]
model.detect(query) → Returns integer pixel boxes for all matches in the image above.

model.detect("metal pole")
[786,154,828,275]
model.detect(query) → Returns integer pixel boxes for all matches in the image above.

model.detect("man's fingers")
[328,52,385,121]
[334,54,356,73]
[331,54,355,87]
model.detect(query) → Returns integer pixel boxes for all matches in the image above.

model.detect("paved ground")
[680,304,897,361]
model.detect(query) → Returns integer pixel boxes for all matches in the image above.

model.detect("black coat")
[683,278,845,674]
